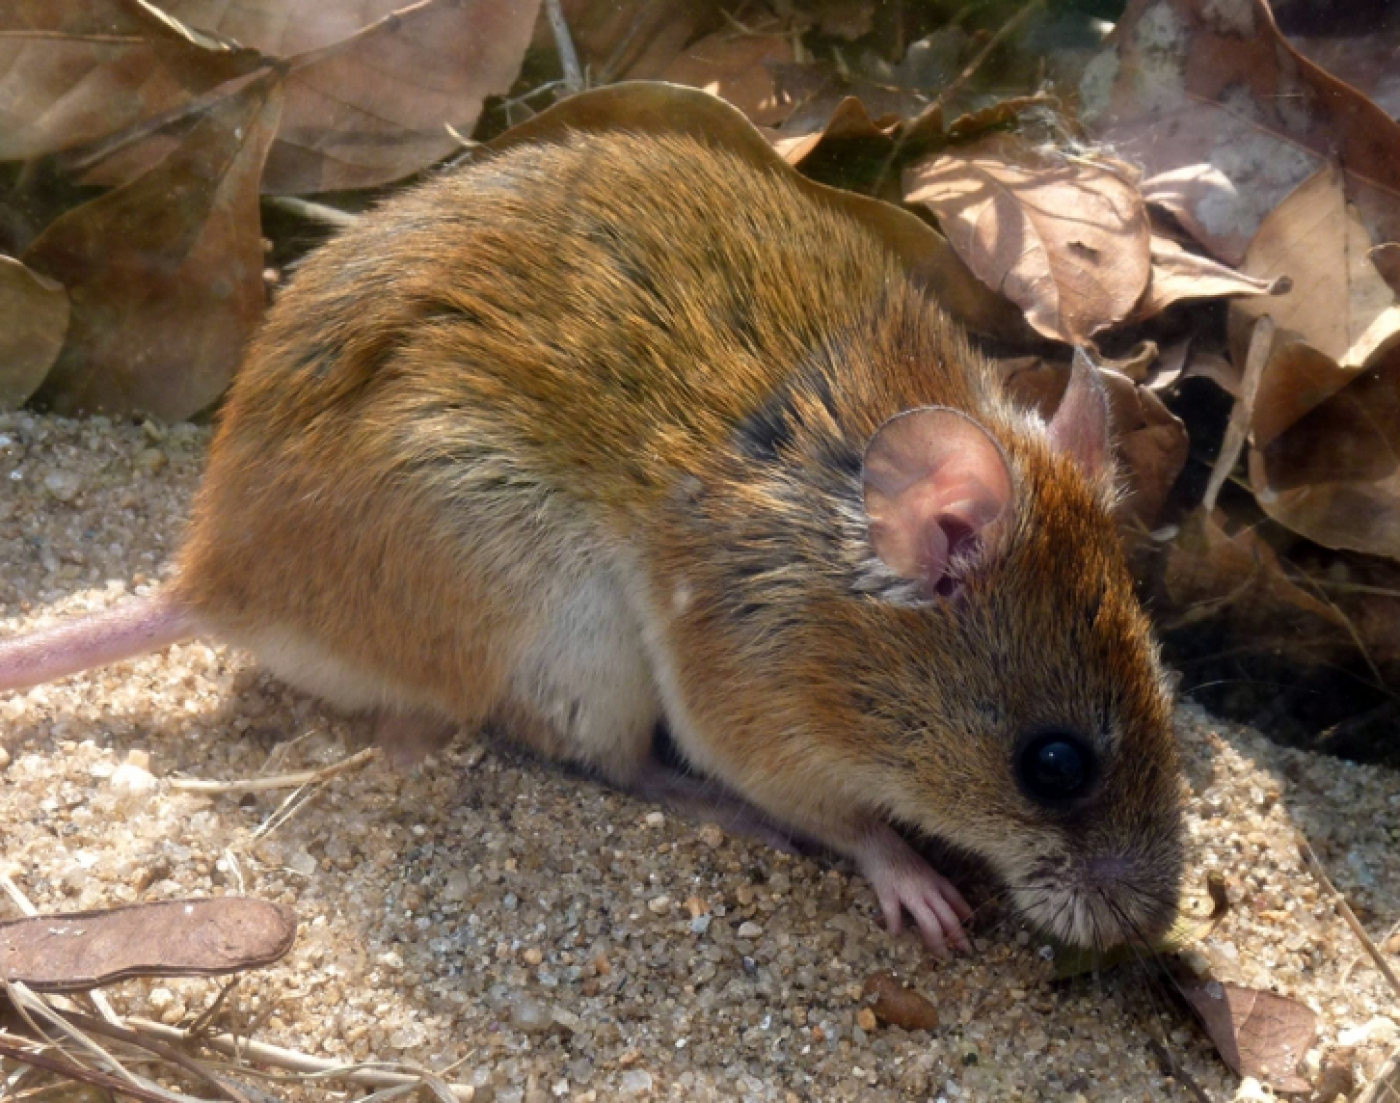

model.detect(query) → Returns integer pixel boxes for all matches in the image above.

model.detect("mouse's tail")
[0,590,196,693]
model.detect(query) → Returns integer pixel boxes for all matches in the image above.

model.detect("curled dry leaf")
[0,897,297,992]
[1178,977,1318,1093]
[1081,0,1400,265]
[903,134,1151,345]
[861,971,939,1031]
[1129,235,1277,324]
[23,70,283,419]
[0,0,262,161]
[487,82,1026,339]
[0,256,69,409]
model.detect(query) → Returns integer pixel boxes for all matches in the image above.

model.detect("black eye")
[1017,730,1097,803]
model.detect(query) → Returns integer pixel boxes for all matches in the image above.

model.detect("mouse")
[0,128,1183,955]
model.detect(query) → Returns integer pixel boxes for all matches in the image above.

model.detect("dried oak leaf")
[1231,165,1400,444]
[0,0,262,162]
[904,134,1151,345]
[23,70,282,419]
[661,26,797,127]
[80,0,543,194]
[0,897,297,992]
[1081,0,1400,266]
[1179,977,1317,1093]
[0,255,69,409]
[489,82,1026,340]
[862,971,939,1031]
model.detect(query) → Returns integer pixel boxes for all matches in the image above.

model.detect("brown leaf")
[1082,0,1400,266]
[78,0,543,194]
[0,897,297,991]
[771,95,895,169]
[862,971,939,1031]
[1249,345,1400,561]
[1129,235,1277,324]
[0,255,69,409]
[488,82,1028,340]
[0,0,263,161]
[23,70,282,419]
[903,134,1151,344]
[1161,510,1352,657]
[1179,977,1317,1092]
[1232,165,1400,408]
[661,27,796,126]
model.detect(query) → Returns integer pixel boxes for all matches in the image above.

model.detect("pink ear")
[1049,349,1113,477]
[862,408,1014,597]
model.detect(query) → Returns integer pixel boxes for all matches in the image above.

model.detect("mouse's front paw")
[852,821,972,956]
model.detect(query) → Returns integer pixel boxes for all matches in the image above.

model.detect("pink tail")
[0,590,196,693]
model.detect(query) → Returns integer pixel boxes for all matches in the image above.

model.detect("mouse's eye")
[1017,730,1096,804]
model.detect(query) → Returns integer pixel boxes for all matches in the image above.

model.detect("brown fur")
[169,131,1182,947]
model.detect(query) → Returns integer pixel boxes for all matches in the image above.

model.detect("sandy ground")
[1,410,1398,1103]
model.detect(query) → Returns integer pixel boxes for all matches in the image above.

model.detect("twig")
[265,196,358,229]
[169,747,378,794]
[1297,834,1400,997]
[1202,314,1274,513]
[127,1020,476,1101]
[1146,1037,1213,1103]
[544,0,584,94]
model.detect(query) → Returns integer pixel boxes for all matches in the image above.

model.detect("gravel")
[1,411,1397,1102]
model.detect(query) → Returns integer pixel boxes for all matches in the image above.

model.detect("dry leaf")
[543,0,713,82]
[904,134,1151,344]
[0,256,69,409]
[1232,165,1400,405]
[23,70,283,419]
[1081,0,1400,265]
[77,0,543,194]
[1179,977,1317,1093]
[1249,346,1400,561]
[1130,235,1276,323]
[1161,510,1352,660]
[661,27,796,126]
[862,971,939,1031]
[0,897,297,991]
[0,0,262,161]
[488,82,1027,339]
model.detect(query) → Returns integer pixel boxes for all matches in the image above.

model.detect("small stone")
[0,745,10,770]
[737,921,763,940]
[857,1007,878,1032]
[619,1068,653,1096]
[43,470,81,502]
[109,750,156,795]
[136,447,168,474]
[684,895,709,919]
[698,823,725,848]
[522,947,544,966]
[509,995,553,1034]
[647,895,672,916]
[643,811,665,828]
[862,971,939,1032]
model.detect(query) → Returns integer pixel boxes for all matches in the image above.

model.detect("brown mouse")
[0,129,1183,954]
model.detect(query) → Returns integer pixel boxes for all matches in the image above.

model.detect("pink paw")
[853,822,972,955]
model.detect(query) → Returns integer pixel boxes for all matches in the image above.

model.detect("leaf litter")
[2,0,1400,1097]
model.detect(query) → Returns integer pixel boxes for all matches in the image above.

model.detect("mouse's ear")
[1048,348,1113,477]
[862,408,1013,597]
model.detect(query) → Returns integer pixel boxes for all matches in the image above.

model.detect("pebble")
[646,895,671,916]
[43,469,81,502]
[737,921,763,939]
